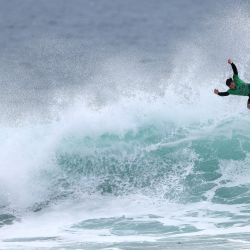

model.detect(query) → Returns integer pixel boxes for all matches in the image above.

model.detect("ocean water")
[2,0,250,249]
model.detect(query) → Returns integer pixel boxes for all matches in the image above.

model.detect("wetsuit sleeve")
[218,91,229,96]
[231,63,238,75]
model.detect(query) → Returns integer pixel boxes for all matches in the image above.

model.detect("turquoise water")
[1,96,250,249]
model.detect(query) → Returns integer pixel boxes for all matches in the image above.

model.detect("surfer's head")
[226,78,236,89]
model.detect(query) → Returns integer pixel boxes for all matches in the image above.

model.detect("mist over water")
[2,1,250,249]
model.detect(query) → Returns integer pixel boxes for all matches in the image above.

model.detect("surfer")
[214,59,250,109]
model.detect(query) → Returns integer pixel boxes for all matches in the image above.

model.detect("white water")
[1,1,250,249]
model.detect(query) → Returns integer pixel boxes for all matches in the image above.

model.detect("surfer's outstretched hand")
[228,58,232,64]
[214,89,219,95]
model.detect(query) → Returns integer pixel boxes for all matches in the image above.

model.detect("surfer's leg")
[248,95,250,109]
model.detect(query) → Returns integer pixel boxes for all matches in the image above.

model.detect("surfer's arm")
[218,91,229,96]
[214,89,229,96]
[228,59,238,75]
[231,63,238,75]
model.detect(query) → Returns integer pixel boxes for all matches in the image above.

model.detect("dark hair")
[226,78,233,87]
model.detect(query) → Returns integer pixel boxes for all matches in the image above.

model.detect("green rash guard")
[228,74,250,96]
